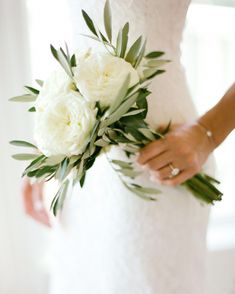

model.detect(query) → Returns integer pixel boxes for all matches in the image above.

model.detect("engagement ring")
[169,164,180,178]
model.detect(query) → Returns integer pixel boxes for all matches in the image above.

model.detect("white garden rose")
[74,52,139,107]
[35,69,75,111]
[34,91,96,157]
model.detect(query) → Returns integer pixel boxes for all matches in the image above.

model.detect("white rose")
[74,52,139,107]
[35,69,75,111]
[34,91,96,157]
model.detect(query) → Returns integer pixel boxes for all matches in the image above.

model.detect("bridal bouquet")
[10,1,222,215]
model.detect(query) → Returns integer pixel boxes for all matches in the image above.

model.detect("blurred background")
[0,0,234,293]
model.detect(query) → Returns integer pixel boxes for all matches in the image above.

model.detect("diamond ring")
[169,163,180,178]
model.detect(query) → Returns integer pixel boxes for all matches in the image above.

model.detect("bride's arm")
[198,82,235,148]
[22,178,51,227]
[137,82,235,185]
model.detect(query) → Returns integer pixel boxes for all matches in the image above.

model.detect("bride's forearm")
[197,82,235,149]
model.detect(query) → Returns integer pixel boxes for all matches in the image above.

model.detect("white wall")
[0,0,50,293]
[206,250,235,294]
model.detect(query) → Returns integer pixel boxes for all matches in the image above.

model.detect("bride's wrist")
[195,121,216,150]
[196,87,235,150]
[192,120,216,152]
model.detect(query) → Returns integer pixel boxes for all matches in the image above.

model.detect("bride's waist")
[145,97,198,128]
[146,75,198,126]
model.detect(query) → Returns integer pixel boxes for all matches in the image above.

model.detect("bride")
[22,0,235,293]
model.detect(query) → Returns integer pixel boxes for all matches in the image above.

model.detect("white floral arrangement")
[10,1,222,215]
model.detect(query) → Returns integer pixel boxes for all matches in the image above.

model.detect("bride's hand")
[22,178,51,227]
[137,123,215,186]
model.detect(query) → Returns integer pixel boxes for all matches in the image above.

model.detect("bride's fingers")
[151,165,181,181]
[145,151,172,171]
[138,139,167,165]
[161,168,197,186]
[155,123,182,134]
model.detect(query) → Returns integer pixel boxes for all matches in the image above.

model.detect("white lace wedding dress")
[49,1,215,293]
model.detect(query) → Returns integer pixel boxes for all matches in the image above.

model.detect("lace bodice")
[69,0,191,56]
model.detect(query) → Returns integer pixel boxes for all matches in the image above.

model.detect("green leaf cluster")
[9,82,43,113]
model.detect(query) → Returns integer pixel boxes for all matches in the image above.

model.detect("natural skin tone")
[138,82,235,185]
[22,82,235,227]
[22,179,51,227]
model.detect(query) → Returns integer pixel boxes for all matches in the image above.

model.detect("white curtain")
[0,0,49,293]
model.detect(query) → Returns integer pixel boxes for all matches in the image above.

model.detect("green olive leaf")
[10,140,37,148]
[9,94,36,103]
[106,73,131,116]
[12,153,39,161]
[116,22,129,58]
[104,0,112,42]
[125,36,142,66]
[145,51,165,59]
[24,86,39,95]
[35,79,44,87]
